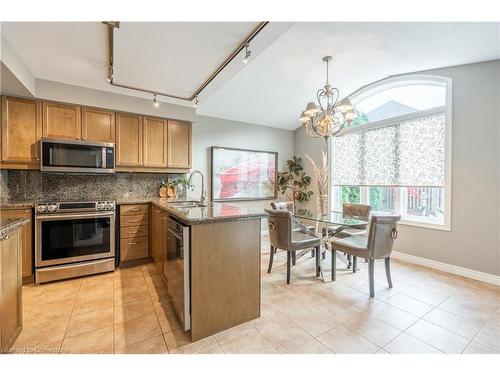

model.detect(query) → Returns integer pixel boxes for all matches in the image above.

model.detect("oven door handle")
[36,211,115,220]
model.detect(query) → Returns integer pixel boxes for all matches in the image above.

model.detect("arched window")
[331,75,452,230]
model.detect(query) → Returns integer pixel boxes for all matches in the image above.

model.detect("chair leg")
[267,245,275,273]
[315,246,320,277]
[368,259,375,297]
[347,254,352,269]
[352,256,357,273]
[331,249,336,281]
[292,251,296,266]
[286,251,291,284]
[385,257,393,288]
[311,249,315,257]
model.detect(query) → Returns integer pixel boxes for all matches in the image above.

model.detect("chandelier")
[299,56,357,140]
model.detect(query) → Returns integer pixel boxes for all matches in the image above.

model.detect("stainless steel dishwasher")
[166,216,191,331]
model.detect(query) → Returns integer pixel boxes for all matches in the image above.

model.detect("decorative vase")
[159,187,168,197]
[318,192,329,216]
[176,185,187,200]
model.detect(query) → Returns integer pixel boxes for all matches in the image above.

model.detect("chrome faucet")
[188,170,207,206]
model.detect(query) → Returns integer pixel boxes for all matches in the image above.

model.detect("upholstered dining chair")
[331,203,372,238]
[271,201,317,262]
[331,214,401,297]
[265,208,321,284]
[328,203,372,266]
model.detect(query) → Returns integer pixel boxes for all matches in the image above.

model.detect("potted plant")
[160,176,194,199]
[277,156,313,205]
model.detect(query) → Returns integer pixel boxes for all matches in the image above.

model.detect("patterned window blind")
[332,112,445,187]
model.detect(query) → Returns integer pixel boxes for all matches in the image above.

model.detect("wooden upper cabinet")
[143,117,168,168]
[1,96,42,164]
[168,120,191,168]
[42,101,81,140]
[81,107,115,143]
[116,113,143,167]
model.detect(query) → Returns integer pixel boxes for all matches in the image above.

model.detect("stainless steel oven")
[41,138,115,174]
[166,216,191,331]
[35,201,116,283]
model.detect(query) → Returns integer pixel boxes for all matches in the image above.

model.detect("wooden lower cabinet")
[151,206,167,274]
[119,204,149,262]
[0,228,23,352]
[0,209,33,280]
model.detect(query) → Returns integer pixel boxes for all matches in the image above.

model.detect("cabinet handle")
[129,219,142,222]
[128,242,138,245]
[130,208,141,212]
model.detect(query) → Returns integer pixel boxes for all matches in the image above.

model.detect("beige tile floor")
[9,235,500,354]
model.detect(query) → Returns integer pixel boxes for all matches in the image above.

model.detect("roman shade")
[332,112,445,187]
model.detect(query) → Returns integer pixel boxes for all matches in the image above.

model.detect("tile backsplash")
[1,170,181,203]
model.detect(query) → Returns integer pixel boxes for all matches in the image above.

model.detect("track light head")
[243,43,251,64]
[153,93,159,108]
[193,95,199,108]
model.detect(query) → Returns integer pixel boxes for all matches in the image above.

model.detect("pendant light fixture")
[299,56,357,141]
[153,93,159,107]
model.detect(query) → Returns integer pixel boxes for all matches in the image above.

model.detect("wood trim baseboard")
[391,251,500,287]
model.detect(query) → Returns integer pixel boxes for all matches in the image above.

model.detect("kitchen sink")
[168,201,206,208]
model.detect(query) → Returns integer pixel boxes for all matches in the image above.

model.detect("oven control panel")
[36,201,115,214]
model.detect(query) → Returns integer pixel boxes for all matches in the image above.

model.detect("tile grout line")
[141,265,170,354]
[59,279,83,353]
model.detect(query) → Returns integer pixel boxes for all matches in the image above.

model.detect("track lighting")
[242,43,251,64]
[153,93,159,107]
[193,95,199,108]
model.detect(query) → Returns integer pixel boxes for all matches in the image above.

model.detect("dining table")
[292,208,370,281]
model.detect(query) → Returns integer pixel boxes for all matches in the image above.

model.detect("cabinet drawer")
[120,236,149,261]
[120,204,148,216]
[120,225,149,239]
[120,213,148,227]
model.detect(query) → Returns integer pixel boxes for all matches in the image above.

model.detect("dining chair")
[330,214,401,297]
[265,208,321,284]
[270,201,317,263]
[329,203,372,266]
[330,203,372,238]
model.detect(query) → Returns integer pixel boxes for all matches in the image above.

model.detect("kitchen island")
[120,198,266,342]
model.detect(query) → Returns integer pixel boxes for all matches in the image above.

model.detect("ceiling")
[1,22,499,130]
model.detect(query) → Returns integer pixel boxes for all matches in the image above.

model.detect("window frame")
[330,74,452,231]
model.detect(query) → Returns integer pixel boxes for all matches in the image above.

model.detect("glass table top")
[293,208,369,226]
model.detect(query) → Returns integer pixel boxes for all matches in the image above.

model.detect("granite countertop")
[1,198,267,225]
[0,201,35,209]
[0,217,30,240]
[148,198,266,225]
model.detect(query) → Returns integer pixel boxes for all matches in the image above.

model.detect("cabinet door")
[159,210,168,277]
[115,113,142,167]
[1,96,42,164]
[81,107,115,143]
[0,231,22,351]
[0,209,32,278]
[42,101,82,140]
[143,117,168,168]
[167,121,191,168]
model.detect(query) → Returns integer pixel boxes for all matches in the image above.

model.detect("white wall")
[294,60,500,276]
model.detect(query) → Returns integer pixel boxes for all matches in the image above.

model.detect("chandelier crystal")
[300,56,357,140]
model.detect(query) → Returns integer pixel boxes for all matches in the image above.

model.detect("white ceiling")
[1,22,499,129]
[198,22,500,129]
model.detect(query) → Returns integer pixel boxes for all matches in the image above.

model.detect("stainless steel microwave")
[40,138,115,174]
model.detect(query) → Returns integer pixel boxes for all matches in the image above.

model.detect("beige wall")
[295,60,500,276]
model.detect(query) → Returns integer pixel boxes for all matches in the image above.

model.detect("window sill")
[398,218,450,232]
